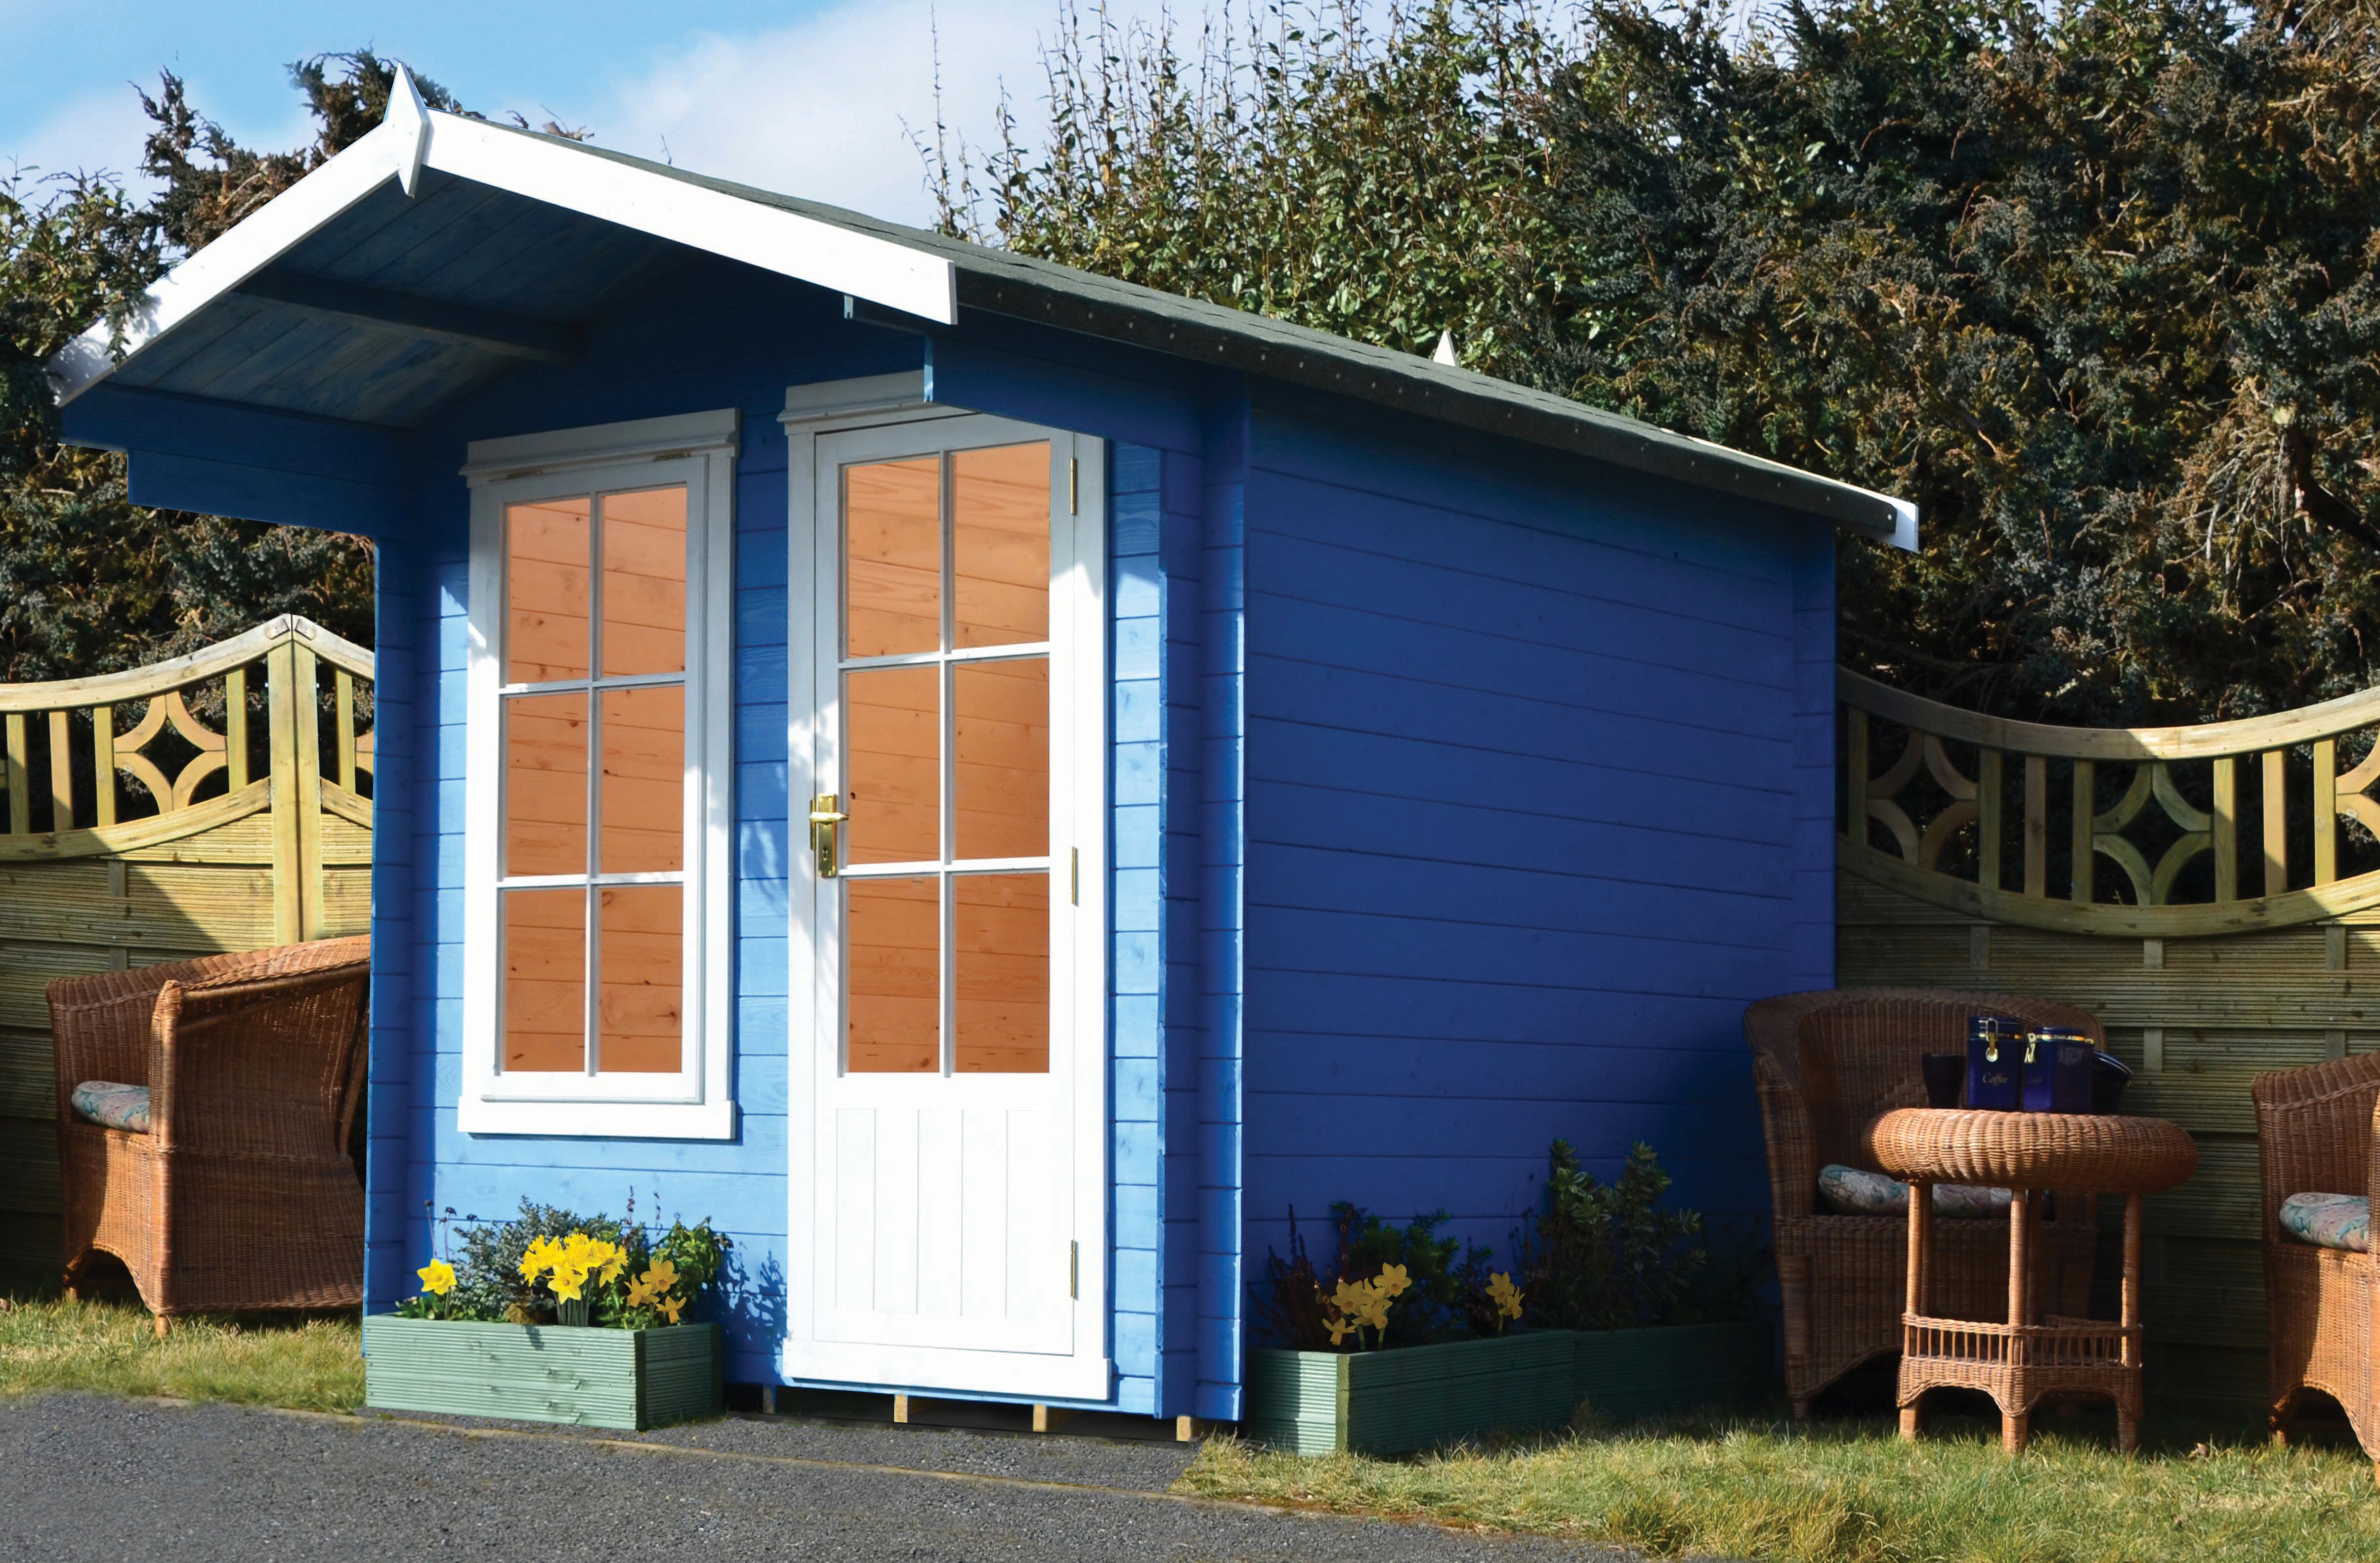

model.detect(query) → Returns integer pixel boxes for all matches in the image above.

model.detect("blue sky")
[1,0,1104,222]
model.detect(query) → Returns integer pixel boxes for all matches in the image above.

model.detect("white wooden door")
[786,410,1108,1398]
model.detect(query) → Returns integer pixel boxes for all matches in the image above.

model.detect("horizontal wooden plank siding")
[1241,406,1836,1264]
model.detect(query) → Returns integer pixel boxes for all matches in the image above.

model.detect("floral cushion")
[1818,1163,2012,1219]
[2280,1192,2370,1254]
[70,1081,151,1134]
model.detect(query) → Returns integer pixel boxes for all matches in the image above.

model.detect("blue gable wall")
[353,261,1241,1413]
[1236,398,1835,1284]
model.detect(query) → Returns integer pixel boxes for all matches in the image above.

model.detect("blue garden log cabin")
[48,72,1914,1427]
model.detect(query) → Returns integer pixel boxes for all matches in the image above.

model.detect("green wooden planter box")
[1246,1320,1775,1454]
[363,1315,721,1431]
[1572,1319,1774,1421]
[1245,1331,1580,1455]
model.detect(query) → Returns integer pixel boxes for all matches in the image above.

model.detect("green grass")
[1178,1404,2380,1563]
[0,1284,363,1412]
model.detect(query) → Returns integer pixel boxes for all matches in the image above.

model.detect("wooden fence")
[1838,669,2380,1411]
[0,616,372,1275]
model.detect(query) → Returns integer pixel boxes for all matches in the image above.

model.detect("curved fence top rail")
[0,615,371,713]
[1839,669,2380,937]
[1840,668,2380,762]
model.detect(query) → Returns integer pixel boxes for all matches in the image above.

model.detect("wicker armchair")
[2252,1050,2380,1482]
[1745,988,2105,1419]
[49,936,371,1336]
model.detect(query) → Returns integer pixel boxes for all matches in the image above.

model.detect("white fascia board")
[45,118,416,405]
[421,115,956,326]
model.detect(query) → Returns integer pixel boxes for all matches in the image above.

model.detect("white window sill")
[458,1096,738,1140]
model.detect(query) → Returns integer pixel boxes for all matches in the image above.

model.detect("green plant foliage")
[405,1198,732,1329]
[1512,1140,1737,1332]
[1253,1201,1497,1350]
[943,0,2380,725]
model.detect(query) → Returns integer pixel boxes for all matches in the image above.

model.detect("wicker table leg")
[2118,1191,2143,1455]
[2003,1190,2031,1455]
[1900,1182,1932,1441]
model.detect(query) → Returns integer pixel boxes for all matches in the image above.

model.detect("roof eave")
[953,271,1914,547]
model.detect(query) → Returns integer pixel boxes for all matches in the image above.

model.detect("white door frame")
[780,388,1110,1399]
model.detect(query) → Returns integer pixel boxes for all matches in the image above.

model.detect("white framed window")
[459,409,738,1138]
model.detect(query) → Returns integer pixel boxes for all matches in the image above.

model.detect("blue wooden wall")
[1236,400,1836,1287]
[347,263,1245,1412]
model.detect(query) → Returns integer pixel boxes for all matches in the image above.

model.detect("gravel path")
[0,1394,1638,1562]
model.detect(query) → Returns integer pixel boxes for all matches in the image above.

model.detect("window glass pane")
[503,888,586,1071]
[597,885,681,1073]
[954,874,1048,1073]
[600,486,688,677]
[952,443,1049,648]
[848,876,939,1072]
[845,664,939,864]
[599,685,684,874]
[504,692,587,877]
[954,659,1047,861]
[506,498,591,683]
[846,458,940,657]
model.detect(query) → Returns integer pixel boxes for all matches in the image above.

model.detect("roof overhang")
[47,70,1915,551]
[45,70,954,409]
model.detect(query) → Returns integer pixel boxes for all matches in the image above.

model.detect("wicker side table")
[1863,1108,2198,1454]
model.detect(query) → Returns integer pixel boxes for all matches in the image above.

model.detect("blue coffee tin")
[1967,1014,2024,1110]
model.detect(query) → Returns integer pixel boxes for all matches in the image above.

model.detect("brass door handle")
[809,793,849,878]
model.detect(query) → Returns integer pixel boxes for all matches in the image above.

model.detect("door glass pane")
[504,692,587,877]
[503,888,586,1071]
[597,885,681,1073]
[953,443,1049,649]
[848,876,939,1072]
[846,457,940,657]
[600,486,687,677]
[954,874,1048,1073]
[599,685,684,874]
[506,498,591,683]
[845,664,939,864]
[954,659,1047,861]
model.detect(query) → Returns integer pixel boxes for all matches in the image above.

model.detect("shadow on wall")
[714,1245,787,1365]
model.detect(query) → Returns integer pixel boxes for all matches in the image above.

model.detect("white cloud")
[4,87,157,190]
[580,0,1082,226]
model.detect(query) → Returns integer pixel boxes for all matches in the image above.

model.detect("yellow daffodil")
[417,1259,457,1297]
[625,1276,658,1308]
[1376,1263,1410,1298]
[1487,1271,1524,1322]
[642,1258,680,1295]
[518,1235,559,1282]
[1324,1316,1351,1346]
[656,1295,684,1325]
[549,1262,587,1302]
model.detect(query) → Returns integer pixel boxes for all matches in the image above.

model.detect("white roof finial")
[387,65,432,196]
[1433,329,1458,366]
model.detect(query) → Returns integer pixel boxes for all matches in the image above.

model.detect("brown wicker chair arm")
[44,957,217,1111]
[1753,1050,1821,1219]
[2251,1051,2380,1236]
[151,956,371,1161]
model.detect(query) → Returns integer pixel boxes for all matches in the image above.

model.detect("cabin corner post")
[1194,391,1251,1422]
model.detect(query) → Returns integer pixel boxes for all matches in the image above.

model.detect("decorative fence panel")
[1837,669,2380,1412]
[0,616,372,1275]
